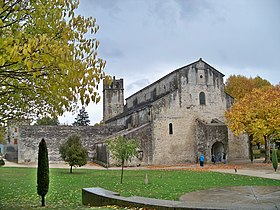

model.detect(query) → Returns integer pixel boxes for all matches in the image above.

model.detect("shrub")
[59,134,88,173]
[0,158,5,166]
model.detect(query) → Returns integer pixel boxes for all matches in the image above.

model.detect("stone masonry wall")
[227,130,249,160]
[17,125,122,163]
[103,78,124,122]
[196,119,228,163]
[103,59,249,165]
[97,123,154,166]
[150,61,229,165]
[123,123,153,165]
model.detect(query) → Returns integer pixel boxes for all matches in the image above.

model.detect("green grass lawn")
[0,167,280,209]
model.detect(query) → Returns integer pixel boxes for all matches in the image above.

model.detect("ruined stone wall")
[17,125,122,163]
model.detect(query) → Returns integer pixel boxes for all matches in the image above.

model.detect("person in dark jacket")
[211,154,216,164]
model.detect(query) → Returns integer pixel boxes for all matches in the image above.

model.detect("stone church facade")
[5,58,249,165]
[102,58,249,165]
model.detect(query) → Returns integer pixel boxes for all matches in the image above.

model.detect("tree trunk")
[121,160,124,184]
[264,136,271,163]
[249,135,254,163]
[41,195,45,206]
[70,165,73,173]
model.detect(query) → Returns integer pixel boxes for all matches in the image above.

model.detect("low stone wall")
[17,125,122,163]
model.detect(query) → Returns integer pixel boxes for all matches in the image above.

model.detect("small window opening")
[200,75,203,78]
[169,123,173,135]
[199,92,206,105]
[152,88,157,99]
[133,98,138,106]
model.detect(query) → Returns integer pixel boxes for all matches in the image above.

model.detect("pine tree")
[37,138,49,206]
[73,107,90,126]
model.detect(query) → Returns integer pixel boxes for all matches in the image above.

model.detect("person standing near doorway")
[223,152,227,164]
[211,154,216,164]
[199,154,205,167]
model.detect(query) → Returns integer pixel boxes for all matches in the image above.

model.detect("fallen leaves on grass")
[146,163,243,171]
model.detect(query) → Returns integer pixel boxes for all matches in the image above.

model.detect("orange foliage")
[225,85,280,141]
[225,75,271,101]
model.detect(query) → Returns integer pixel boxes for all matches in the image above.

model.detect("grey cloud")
[81,0,121,14]
[125,79,150,97]
[64,0,280,125]
[99,38,124,59]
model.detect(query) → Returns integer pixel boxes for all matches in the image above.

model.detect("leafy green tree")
[0,0,110,124]
[72,107,90,126]
[59,134,87,173]
[35,116,59,126]
[37,138,49,207]
[107,136,139,184]
[225,85,280,163]
[272,149,278,172]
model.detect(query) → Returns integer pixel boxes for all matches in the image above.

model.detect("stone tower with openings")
[103,77,124,122]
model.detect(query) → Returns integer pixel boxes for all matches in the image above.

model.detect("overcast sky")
[59,0,280,125]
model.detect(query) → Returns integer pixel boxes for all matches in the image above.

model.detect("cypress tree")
[37,138,49,206]
[272,149,278,172]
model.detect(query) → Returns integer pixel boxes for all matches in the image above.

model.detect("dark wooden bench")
[82,187,193,209]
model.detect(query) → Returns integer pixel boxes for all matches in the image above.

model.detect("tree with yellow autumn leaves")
[225,75,271,101]
[0,0,110,124]
[225,85,280,163]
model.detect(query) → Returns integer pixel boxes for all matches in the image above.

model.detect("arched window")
[169,123,173,135]
[199,92,206,105]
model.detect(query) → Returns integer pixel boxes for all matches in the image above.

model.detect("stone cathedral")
[102,58,249,165]
[6,58,249,165]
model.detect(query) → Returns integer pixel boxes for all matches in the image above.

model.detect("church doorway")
[211,142,225,163]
